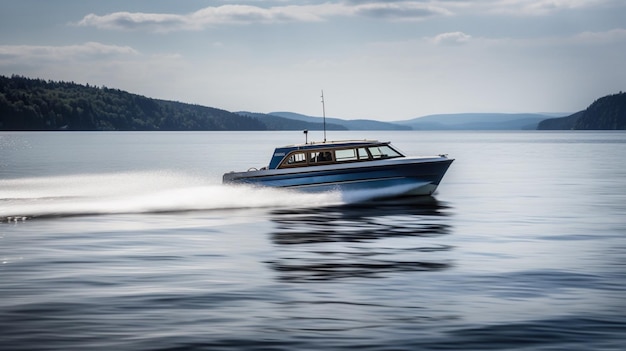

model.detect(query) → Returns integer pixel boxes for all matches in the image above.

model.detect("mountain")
[537,92,626,130]
[269,112,411,130]
[0,75,264,131]
[536,112,583,130]
[6,74,622,132]
[236,111,347,131]
[395,113,557,130]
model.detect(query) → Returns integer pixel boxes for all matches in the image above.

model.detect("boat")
[222,91,453,197]
[222,139,453,197]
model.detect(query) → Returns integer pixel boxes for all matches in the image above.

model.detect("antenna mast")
[321,90,326,142]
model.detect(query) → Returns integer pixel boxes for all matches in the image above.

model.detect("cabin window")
[358,148,369,160]
[335,149,358,162]
[286,152,307,165]
[311,151,333,163]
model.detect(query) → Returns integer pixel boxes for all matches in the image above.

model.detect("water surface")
[1,131,625,350]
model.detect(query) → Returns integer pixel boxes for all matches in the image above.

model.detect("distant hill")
[6,74,621,132]
[0,75,264,131]
[395,113,556,130]
[536,112,583,130]
[269,112,411,131]
[538,92,626,130]
[236,111,347,131]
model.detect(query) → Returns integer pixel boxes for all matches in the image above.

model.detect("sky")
[1,0,625,121]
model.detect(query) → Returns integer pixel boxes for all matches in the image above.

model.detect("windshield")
[368,145,402,159]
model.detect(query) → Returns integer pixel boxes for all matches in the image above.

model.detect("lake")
[1,131,625,350]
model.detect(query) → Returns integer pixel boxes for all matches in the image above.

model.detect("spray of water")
[0,171,343,221]
[0,171,432,222]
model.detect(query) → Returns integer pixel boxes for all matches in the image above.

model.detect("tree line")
[4,75,623,131]
[538,92,626,130]
[0,75,266,131]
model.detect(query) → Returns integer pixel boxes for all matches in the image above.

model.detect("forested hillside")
[5,75,623,132]
[574,92,626,129]
[0,75,265,131]
[538,92,626,130]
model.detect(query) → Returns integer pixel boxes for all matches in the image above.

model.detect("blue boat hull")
[223,157,453,196]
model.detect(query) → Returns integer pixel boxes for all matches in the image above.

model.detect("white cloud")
[191,4,327,24]
[76,2,453,32]
[425,26,626,49]
[77,5,328,31]
[351,2,452,20]
[574,28,626,43]
[73,1,624,33]
[430,32,472,45]
[487,0,618,15]
[77,12,187,31]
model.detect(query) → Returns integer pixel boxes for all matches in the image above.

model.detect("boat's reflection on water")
[267,196,454,282]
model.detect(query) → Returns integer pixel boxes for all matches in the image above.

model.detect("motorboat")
[222,138,453,197]
[223,91,453,197]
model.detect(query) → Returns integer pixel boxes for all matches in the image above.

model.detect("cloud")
[77,4,328,31]
[77,12,189,32]
[351,2,452,20]
[347,0,621,18]
[76,2,453,32]
[0,42,138,62]
[426,27,626,49]
[487,0,618,16]
[574,28,626,43]
[78,12,187,31]
[74,0,626,32]
[430,32,472,45]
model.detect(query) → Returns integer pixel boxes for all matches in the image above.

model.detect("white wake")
[0,171,342,220]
